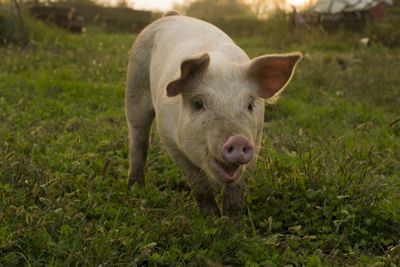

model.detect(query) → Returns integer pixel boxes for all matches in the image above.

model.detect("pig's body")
[126,13,301,218]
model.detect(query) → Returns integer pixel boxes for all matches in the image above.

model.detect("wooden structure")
[293,0,393,30]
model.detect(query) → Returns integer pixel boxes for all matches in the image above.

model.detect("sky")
[130,0,184,11]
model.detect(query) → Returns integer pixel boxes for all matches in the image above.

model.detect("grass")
[1,15,400,266]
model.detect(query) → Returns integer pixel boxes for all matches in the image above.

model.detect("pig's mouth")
[211,158,242,184]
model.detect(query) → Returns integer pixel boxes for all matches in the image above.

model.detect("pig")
[125,11,301,218]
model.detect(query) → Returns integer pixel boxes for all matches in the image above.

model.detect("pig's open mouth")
[211,158,242,184]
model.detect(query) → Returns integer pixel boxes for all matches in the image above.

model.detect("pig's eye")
[248,102,254,112]
[191,98,205,111]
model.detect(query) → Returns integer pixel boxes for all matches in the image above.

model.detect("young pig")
[125,12,301,218]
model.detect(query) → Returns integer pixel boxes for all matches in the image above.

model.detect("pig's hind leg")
[125,39,155,187]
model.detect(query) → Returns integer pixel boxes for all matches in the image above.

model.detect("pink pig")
[125,11,302,218]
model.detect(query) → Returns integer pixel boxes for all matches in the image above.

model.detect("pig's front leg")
[190,174,221,217]
[125,90,154,187]
[222,179,246,219]
[126,116,153,188]
[166,148,220,216]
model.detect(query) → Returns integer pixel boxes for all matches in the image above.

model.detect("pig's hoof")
[231,217,243,228]
[128,175,145,188]
[199,204,221,217]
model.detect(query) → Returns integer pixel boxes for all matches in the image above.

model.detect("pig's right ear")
[166,53,210,97]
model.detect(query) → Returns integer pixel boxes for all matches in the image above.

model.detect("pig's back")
[151,15,234,51]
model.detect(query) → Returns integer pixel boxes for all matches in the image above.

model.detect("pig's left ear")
[248,53,302,99]
[166,53,210,97]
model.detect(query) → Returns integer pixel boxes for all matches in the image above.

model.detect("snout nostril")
[221,135,254,164]
[243,146,254,154]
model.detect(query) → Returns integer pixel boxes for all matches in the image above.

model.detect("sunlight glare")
[131,0,184,11]
[287,0,310,7]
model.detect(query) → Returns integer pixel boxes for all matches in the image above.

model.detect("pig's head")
[166,52,301,185]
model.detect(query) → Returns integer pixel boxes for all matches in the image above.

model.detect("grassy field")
[1,16,400,266]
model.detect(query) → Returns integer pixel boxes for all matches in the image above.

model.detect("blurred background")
[1,0,399,44]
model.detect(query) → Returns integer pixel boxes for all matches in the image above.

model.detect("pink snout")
[221,135,254,165]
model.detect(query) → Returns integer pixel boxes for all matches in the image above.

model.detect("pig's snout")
[221,135,254,165]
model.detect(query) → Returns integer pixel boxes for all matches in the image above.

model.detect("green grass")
[1,17,400,266]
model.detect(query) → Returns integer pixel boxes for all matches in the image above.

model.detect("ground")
[0,18,399,266]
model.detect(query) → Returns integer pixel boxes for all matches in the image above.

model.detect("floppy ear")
[166,53,210,97]
[248,53,302,99]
